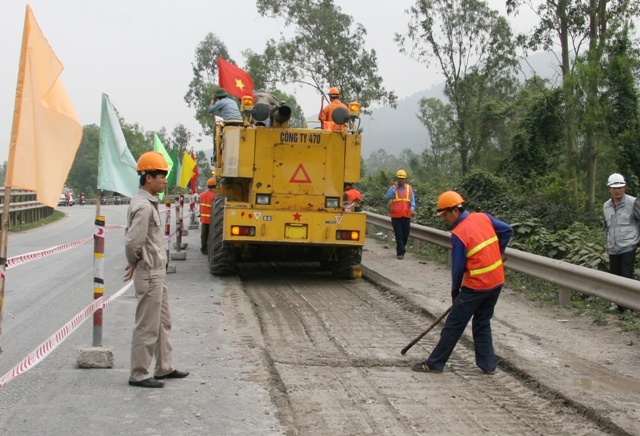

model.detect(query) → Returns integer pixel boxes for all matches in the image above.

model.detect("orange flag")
[217,57,254,99]
[6,5,83,208]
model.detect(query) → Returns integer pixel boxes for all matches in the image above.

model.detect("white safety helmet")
[607,173,626,188]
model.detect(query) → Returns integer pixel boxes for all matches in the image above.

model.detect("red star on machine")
[293,213,301,221]
[217,57,254,99]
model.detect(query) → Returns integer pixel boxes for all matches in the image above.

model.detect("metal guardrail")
[366,211,640,311]
[0,188,54,228]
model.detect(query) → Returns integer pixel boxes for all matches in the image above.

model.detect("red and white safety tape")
[6,225,125,270]
[0,281,134,388]
[0,210,193,387]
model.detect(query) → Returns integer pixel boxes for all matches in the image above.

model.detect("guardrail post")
[366,223,373,237]
[387,229,394,243]
[413,237,421,253]
[558,288,571,307]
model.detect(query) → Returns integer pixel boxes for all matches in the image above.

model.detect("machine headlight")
[325,197,340,208]
[256,194,271,205]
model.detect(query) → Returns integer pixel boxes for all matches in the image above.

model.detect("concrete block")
[166,264,177,274]
[188,224,199,230]
[181,229,189,236]
[77,345,114,368]
[171,252,187,260]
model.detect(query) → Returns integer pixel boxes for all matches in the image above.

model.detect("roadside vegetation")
[9,210,65,233]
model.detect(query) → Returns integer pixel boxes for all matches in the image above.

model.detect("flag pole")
[0,187,11,341]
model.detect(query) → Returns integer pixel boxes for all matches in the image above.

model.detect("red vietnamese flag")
[217,57,254,99]
[189,150,199,192]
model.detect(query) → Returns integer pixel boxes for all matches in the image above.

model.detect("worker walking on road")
[603,173,640,313]
[124,151,189,388]
[385,170,415,259]
[412,191,512,374]
[200,177,217,255]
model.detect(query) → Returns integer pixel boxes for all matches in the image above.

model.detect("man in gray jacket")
[124,151,189,388]
[603,173,640,313]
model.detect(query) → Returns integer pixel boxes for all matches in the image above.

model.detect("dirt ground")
[218,237,640,435]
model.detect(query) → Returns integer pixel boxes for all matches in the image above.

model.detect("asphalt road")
[0,204,283,435]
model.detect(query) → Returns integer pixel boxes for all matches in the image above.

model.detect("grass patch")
[618,311,640,334]
[9,210,65,233]
[505,270,558,305]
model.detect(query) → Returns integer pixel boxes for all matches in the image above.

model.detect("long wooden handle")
[401,306,452,355]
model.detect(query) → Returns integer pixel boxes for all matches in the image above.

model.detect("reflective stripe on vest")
[452,213,504,290]
[390,185,412,218]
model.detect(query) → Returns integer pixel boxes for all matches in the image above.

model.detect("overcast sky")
[0,0,536,163]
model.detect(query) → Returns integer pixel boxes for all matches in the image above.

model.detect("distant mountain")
[359,51,560,159]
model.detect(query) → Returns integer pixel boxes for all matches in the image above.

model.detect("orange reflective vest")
[451,213,504,290]
[199,190,215,224]
[390,185,412,218]
[319,100,348,131]
[345,188,362,202]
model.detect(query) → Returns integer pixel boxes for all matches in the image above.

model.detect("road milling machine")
[208,93,365,279]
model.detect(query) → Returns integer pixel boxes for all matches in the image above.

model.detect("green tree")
[254,0,397,111]
[184,33,234,135]
[601,26,640,195]
[396,0,519,174]
[67,125,100,197]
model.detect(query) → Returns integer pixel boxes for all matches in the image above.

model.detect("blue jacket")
[208,98,242,120]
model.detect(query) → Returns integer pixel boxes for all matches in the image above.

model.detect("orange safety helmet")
[328,87,340,96]
[137,151,169,174]
[207,177,216,187]
[436,191,464,215]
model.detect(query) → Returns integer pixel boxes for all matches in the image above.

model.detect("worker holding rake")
[411,191,512,374]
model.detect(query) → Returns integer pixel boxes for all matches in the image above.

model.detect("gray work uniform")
[125,189,174,382]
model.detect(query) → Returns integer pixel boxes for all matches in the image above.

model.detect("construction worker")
[200,177,217,255]
[603,173,640,313]
[318,87,348,131]
[343,182,363,212]
[208,88,242,120]
[385,170,415,259]
[412,191,512,374]
[124,151,189,388]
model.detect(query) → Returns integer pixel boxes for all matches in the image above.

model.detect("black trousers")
[200,223,210,254]
[609,248,636,311]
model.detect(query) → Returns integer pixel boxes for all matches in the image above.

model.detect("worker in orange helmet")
[124,151,189,388]
[199,177,217,255]
[411,191,513,375]
[318,87,348,131]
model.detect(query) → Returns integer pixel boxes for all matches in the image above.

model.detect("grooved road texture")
[237,261,606,436]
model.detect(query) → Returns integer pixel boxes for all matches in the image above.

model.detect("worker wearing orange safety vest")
[412,191,513,375]
[318,87,348,131]
[385,169,415,259]
[199,178,217,255]
[343,182,363,212]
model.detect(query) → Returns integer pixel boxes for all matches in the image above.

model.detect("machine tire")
[331,247,363,279]
[208,195,236,275]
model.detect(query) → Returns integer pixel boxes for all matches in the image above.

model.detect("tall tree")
[184,33,234,135]
[602,26,640,194]
[254,0,397,111]
[396,0,519,174]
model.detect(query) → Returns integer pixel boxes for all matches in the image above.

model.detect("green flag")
[97,93,139,199]
[166,144,178,187]
[153,133,173,199]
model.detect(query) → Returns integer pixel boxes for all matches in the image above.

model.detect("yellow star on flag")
[235,78,245,91]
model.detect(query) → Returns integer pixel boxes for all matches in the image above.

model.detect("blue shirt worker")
[207,88,242,120]
[603,173,640,313]
[385,169,416,259]
[412,191,513,374]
